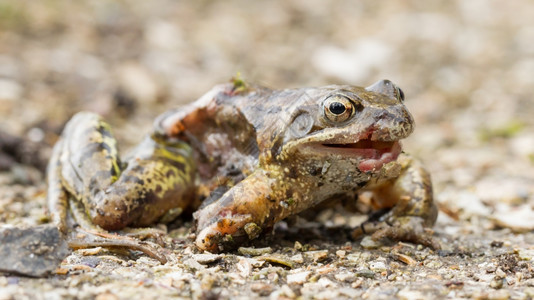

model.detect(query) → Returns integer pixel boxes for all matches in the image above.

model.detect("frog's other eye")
[395,86,405,102]
[323,95,355,123]
[365,79,405,102]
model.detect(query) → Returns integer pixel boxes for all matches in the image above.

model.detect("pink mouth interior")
[322,140,402,172]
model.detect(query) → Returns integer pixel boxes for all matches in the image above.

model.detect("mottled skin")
[47,79,437,256]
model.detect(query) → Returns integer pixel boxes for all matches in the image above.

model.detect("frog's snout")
[368,108,414,142]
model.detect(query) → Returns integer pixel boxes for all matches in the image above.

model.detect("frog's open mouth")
[323,140,395,150]
[320,139,402,172]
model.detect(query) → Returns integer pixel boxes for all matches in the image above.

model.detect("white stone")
[360,236,382,249]
[290,254,304,264]
[369,260,387,273]
[192,253,221,264]
[492,204,534,233]
[318,277,336,288]
[286,271,311,285]
[335,272,356,282]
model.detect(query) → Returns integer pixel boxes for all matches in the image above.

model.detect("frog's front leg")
[47,112,196,261]
[193,169,297,252]
[353,154,439,248]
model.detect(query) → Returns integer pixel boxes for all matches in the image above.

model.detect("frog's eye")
[395,86,405,102]
[323,95,355,123]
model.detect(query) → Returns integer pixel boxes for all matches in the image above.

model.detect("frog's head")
[272,79,414,173]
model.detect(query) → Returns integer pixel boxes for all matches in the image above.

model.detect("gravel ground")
[1,1,533,299]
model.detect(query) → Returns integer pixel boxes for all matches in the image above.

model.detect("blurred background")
[0,0,533,233]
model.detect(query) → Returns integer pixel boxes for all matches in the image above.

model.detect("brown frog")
[47,79,437,258]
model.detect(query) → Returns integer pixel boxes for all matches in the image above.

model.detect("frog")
[47,78,438,259]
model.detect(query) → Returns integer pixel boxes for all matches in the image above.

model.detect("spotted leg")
[47,112,196,263]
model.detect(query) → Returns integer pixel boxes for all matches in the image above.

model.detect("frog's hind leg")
[352,155,439,249]
[48,112,195,263]
[50,111,124,227]
[87,134,196,230]
[56,112,196,229]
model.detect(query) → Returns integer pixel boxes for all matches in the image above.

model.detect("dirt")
[1,1,533,299]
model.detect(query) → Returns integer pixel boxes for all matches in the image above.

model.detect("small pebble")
[489,276,505,289]
[267,272,279,283]
[492,205,534,233]
[338,287,361,298]
[237,258,252,277]
[354,269,375,279]
[336,250,346,258]
[258,256,293,268]
[318,277,336,288]
[183,258,204,271]
[335,272,357,282]
[238,247,273,256]
[346,253,362,264]
[517,249,534,261]
[290,254,304,264]
[369,260,387,273]
[360,236,382,249]
[352,278,364,288]
[192,253,221,264]
[280,284,296,298]
[286,271,311,285]
[250,282,274,296]
[392,252,417,266]
[495,268,506,278]
[424,260,442,268]
[303,250,328,262]
[246,257,265,268]
[490,240,504,248]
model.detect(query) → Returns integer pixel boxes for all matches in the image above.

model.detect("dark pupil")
[329,102,346,115]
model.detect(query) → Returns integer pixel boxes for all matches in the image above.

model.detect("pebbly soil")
[0,1,533,299]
